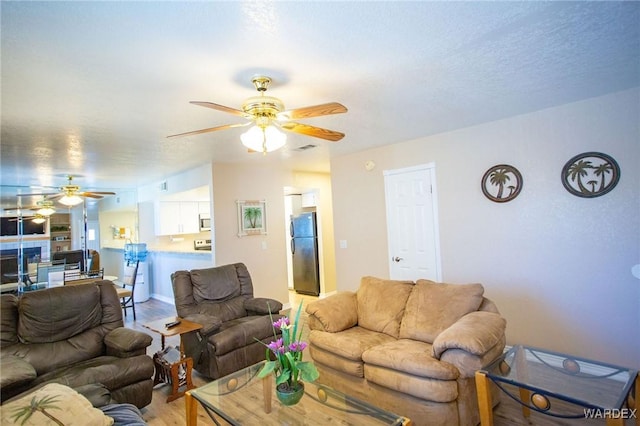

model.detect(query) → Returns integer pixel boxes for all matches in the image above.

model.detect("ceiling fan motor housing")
[242,95,284,126]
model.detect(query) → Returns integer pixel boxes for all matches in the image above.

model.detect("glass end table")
[476,345,638,426]
[185,361,411,425]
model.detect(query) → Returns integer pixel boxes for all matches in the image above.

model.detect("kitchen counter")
[99,246,214,304]
[101,246,212,255]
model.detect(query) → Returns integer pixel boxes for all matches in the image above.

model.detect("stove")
[194,239,212,251]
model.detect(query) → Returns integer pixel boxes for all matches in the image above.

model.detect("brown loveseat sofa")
[305,277,507,426]
[0,281,155,408]
[171,263,284,379]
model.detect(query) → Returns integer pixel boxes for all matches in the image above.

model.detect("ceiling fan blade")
[78,193,104,199]
[279,122,345,142]
[9,216,37,221]
[190,101,251,118]
[85,191,116,195]
[15,192,59,197]
[167,122,249,139]
[278,102,347,120]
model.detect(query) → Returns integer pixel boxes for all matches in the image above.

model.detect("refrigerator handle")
[290,220,294,237]
[291,239,295,255]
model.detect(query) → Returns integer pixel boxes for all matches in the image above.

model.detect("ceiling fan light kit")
[241,125,287,153]
[58,194,84,206]
[36,206,56,216]
[168,75,347,154]
[31,216,46,224]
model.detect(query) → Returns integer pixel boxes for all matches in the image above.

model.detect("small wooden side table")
[143,316,202,402]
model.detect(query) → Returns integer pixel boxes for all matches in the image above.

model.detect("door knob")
[393,256,403,262]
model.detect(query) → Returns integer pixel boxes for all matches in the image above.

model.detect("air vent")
[296,144,317,151]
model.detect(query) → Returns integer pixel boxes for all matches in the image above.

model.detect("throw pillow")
[0,383,113,426]
[399,280,484,343]
[356,276,414,338]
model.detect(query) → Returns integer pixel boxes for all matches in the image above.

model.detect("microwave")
[199,214,211,232]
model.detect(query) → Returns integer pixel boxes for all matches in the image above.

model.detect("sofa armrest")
[105,327,153,358]
[184,314,222,336]
[244,298,283,316]
[305,291,358,332]
[432,311,506,359]
[0,355,36,390]
[74,383,114,407]
[432,311,506,378]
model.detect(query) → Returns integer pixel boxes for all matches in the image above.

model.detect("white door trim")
[383,163,443,282]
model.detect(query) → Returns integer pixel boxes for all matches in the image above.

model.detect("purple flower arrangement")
[257,301,319,391]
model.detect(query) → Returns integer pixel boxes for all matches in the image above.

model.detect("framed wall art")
[237,200,267,237]
[561,152,620,198]
[481,164,523,203]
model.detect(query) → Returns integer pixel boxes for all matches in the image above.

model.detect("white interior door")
[384,164,441,282]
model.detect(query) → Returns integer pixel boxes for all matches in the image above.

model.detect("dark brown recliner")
[0,281,155,408]
[171,263,283,379]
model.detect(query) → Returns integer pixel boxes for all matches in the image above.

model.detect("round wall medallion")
[481,164,523,203]
[561,152,620,198]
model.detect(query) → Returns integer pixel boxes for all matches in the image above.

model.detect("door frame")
[383,163,443,282]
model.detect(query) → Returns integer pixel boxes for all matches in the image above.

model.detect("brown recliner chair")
[171,263,284,379]
[0,281,155,408]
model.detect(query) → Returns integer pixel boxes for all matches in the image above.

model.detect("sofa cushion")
[309,327,396,362]
[356,277,414,338]
[362,339,459,380]
[207,316,278,356]
[0,383,113,426]
[30,355,155,393]
[364,364,459,403]
[399,280,484,343]
[17,284,103,344]
[308,345,366,377]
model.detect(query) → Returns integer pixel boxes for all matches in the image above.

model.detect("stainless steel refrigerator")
[290,212,320,296]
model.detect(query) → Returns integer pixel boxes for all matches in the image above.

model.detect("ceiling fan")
[18,176,116,206]
[4,197,57,216]
[8,214,48,224]
[167,75,348,153]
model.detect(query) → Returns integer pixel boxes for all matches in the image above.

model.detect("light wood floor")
[127,293,635,425]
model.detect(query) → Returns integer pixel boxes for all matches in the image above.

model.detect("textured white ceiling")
[1,1,638,206]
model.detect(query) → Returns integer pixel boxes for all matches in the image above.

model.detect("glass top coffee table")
[185,361,411,425]
[476,345,639,426]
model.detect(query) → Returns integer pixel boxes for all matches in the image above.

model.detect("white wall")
[331,88,640,368]
[212,163,290,305]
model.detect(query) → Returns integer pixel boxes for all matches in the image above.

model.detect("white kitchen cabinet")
[301,192,316,207]
[154,201,200,235]
[198,202,210,215]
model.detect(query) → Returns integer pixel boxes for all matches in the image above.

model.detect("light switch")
[339,240,347,249]
[261,241,268,250]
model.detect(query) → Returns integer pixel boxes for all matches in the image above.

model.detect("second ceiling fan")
[19,176,115,206]
[168,76,348,153]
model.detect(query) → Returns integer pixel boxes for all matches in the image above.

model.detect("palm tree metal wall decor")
[481,164,523,203]
[562,152,620,198]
